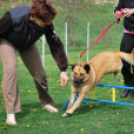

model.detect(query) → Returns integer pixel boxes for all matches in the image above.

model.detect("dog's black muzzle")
[74,79,80,85]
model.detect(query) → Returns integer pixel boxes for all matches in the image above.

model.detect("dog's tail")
[120,52,134,65]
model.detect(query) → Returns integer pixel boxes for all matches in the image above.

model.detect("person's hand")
[123,8,134,18]
[114,10,121,19]
[60,73,69,87]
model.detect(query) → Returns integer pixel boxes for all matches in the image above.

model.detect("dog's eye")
[80,73,84,76]
[74,72,77,75]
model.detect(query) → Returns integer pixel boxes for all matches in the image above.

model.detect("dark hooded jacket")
[114,0,134,31]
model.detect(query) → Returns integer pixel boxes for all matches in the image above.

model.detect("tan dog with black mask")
[62,51,134,116]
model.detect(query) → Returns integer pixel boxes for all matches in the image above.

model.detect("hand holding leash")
[124,8,134,18]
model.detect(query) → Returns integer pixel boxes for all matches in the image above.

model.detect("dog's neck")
[90,66,96,83]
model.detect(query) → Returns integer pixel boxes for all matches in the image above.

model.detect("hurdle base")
[61,84,134,110]
[61,97,134,110]
[61,97,87,110]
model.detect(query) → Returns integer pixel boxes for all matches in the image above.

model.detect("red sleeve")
[0,12,12,36]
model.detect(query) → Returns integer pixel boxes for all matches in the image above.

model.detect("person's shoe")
[42,104,59,113]
[120,89,131,98]
[129,91,134,100]
[6,116,17,125]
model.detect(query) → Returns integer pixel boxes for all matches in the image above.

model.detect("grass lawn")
[0,45,134,134]
[0,1,134,134]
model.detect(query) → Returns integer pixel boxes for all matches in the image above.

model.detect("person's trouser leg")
[120,33,134,98]
[18,43,54,107]
[130,65,134,100]
[0,39,21,113]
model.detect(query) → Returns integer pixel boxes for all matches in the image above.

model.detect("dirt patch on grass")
[0,0,119,10]
[0,0,31,9]
[94,0,118,6]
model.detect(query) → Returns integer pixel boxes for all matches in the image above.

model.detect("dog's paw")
[62,113,68,117]
[62,110,73,117]
[66,110,73,115]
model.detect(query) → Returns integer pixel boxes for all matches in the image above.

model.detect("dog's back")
[88,52,134,74]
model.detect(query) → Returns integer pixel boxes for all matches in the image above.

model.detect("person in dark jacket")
[114,0,134,100]
[0,0,69,125]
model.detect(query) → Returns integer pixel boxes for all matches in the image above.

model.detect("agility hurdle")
[62,84,134,109]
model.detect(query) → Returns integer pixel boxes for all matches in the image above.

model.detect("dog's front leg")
[62,86,77,117]
[66,92,87,115]
[67,92,77,110]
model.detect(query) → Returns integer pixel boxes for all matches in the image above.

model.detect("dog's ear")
[84,64,90,73]
[69,64,75,70]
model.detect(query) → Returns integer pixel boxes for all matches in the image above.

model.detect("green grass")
[0,1,134,134]
[0,48,134,134]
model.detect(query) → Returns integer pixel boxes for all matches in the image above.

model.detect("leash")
[79,8,124,61]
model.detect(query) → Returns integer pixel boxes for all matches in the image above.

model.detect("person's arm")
[114,0,124,13]
[114,0,124,20]
[114,0,134,19]
[45,23,68,72]
[0,12,12,37]
[45,23,69,87]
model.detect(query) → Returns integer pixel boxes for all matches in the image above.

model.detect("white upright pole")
[65,22,67,55]
[42,34,45,67]
[87,22,90,63]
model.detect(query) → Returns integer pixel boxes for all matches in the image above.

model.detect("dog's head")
[69,61,90,85]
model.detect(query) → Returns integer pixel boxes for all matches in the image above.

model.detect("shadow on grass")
[16,101,40,120]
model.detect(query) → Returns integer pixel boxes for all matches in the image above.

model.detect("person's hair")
[30,0,58,21]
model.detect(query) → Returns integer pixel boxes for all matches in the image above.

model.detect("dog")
[62,51,134,117]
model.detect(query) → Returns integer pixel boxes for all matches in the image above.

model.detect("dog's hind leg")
[113,72,120,82]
